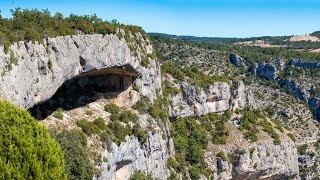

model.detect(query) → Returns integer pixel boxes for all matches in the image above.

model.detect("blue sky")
[0,0,319,37]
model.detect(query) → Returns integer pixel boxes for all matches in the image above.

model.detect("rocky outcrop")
[214,139,299,179]
[274,58,285,71]
[251,62,278,80]
[169,81,250,117]
[234,139,298,179]
[280,79,309,102]
[287,59,320,69]
[230,53,245,67]
[280,78,320,121]
[96,116,173,180]
[0,33,161,109]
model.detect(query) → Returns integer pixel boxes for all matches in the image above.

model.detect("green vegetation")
[107,120,131,145]
[282,66,320,79]
[52,129,93,180]
[0,8,152,67]
[78,108,145,146]
[172,117,208,162]
[217,151,227,161]
[297,144,308,155]
[93,117,108,130]
[118,110,139,123]
[0,8,147,48]
[0,100,66,179]
[104,103,120,114]
[132,123,147,145]
[271,119,284,132]
[108,109,145,146]
[311,31,320,38]
[76,113,145,146]
[211,116,229,144]
[48,59,52,70]
[129,170,153,180]
[133,94,169,123]
[5,50,18,71]
[132,96,150,114]
[170,115,215,179]
[238,107,282,145]
[189,167,201,180]
[250,148,255,159]
[76,118,101,136]
[167,111,232,179]
[162,61,231,89]
[287,133,296,143]
[163,79,181,95]
[53,108,64,119]
[151,33,320,63]
[239,107,264,142]
[259,119,281,145]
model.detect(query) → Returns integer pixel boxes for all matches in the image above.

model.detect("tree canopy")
[0,100,66,179]
[0,8,146,52]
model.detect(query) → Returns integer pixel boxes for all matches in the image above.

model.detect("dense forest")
[149,32,320,50]
[0,8,146,52]
[150,33,320,64]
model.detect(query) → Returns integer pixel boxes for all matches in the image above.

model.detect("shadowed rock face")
[230,53,245,67]
[251,62,278,80]
[30,66,138,120]
[287,59,320,69]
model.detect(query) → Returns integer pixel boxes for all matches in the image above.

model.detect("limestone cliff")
[211,139,298,180]
[0,33,301,180]
[0,33,161,109]
[167,77,250,118]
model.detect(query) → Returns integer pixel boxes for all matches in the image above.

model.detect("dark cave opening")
[29,66,138,120]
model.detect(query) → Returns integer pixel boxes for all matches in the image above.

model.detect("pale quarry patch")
[290,35,320,42]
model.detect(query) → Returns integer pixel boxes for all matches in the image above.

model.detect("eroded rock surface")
[0,34,160,109]
[251,62,278,80]
[96,116,173,180]
[169,81,250,117]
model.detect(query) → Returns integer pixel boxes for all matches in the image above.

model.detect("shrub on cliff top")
[0,8,148,51]
[0,100,66,179]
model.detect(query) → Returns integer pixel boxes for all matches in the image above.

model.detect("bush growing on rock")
[132,123,147,145]
[129,170,153,180]
[0,100,66,179]
[51,129,93,180]
[132,96,150,114]
[76,119,101,136]
[53,108,64,119]
[104,103,120,114]
[171,117,208,165]
[189,167,201,180]
[287,133,296,142]
[119,110,139,123]
[108,120,131,145]
[93,117,108,130]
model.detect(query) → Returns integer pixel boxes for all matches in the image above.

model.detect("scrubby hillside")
[151,34,320,179]
[0,9,319,180]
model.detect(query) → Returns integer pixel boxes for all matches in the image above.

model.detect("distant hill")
[149,31,320,51]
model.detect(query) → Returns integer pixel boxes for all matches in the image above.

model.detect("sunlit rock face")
[0,34,161,109]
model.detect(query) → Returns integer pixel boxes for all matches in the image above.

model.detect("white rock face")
[169,81,250,117]
[0,34,161,108]
[236,139,299,179]
[95,116,173,180]
[214,139,299,180]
